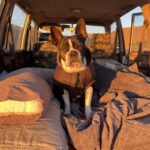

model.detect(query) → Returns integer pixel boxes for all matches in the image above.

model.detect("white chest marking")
[68,39,75,51]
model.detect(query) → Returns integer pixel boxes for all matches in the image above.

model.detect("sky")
[11,5,142,34]
[121,6,142,28]
[11,5,27,27]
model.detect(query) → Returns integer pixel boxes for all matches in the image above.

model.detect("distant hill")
[123,26,150,53]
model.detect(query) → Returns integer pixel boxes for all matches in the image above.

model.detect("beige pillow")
[0,72,53,125]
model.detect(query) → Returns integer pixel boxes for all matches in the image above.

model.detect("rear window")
[61,24,105,36]
[11,5,27,49]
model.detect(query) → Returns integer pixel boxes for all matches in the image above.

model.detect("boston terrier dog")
[52,18,95,120]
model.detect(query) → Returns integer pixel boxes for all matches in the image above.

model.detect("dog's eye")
[74,43,83,50]
[61,43,69,51]
[79,45,83,49]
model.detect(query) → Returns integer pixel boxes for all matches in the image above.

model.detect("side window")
[0,0,5,16]
[128,13,150,68]
[121,7,142,54]
[31,21,35,47]
[11,5,27,50]
[26,20,35,50]
[130,14,145,52]
[110,22,117,48]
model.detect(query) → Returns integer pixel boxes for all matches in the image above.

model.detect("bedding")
[0,67,54,85]
[63,63,150,150]
[0,99,68,150]
[0,70,53,125]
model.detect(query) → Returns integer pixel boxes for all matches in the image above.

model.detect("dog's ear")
[75,18,88,41]
[51,26,63,45]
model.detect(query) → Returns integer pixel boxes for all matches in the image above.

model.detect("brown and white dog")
[52,18,95,119]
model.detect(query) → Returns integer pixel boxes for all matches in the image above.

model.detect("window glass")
[0,0,5,16]
[110,22,117,45]
[11,5,27,49]
[42,24,105,53]
[31,21,35,48]
[26,28,31,51]
[61,24,106,58]
[86,25,105,53]
[110,22,119,54]
[129,13,150,68]
[131,14,144,52]
[121,7,142,54]
[61,24,105,36]
[26,20,36,50]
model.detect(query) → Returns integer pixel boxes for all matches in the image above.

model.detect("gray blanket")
[64,64,150,150]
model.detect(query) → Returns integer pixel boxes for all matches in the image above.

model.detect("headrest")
[92,33,111,43]
[39,33,52,42]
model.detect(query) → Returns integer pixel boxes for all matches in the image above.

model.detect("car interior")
[0,0,149,73]
[0,0,150,150]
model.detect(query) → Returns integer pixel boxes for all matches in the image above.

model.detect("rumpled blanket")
[64,64,150,150]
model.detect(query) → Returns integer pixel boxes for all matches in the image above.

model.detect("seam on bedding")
[0,144,66,150]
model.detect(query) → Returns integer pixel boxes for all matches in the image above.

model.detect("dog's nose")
[70,51,78,57]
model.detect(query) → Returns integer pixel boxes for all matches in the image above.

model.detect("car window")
[130,14,145,52]
[31,21,35,48]
[61,24,105,36]
[11,5,27,50]
[121,6,142,54]
[110,22,117,45]
[0,0,5,16]
[129,13,150,53]
[26,20,35,50]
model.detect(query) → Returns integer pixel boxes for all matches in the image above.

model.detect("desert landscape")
[86,26,150,59]
[123,26,150,53]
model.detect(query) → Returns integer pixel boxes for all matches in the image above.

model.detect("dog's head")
[51,18,91,73]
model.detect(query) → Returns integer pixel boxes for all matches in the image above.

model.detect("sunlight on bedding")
[0,100,43,115]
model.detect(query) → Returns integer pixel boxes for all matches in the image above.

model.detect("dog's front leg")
[85,86,93,119]
[62,90,71,116]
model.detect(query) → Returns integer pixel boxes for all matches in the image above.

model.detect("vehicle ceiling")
[16,0,149,26]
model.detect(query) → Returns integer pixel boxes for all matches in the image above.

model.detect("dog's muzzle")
[65,50,82,67]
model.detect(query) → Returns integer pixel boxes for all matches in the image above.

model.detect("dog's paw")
[64,109,71,117]
[85,107,92,120]
[76,119,91,131]
[64,112,71,117]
